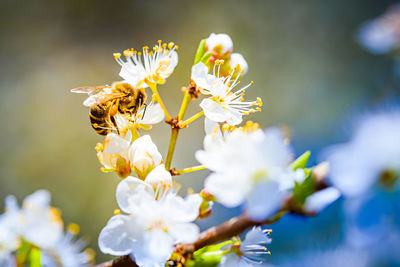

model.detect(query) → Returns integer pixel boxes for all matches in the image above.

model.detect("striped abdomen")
[89,103,113,136]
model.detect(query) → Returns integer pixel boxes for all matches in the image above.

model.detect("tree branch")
[94,211,286,266]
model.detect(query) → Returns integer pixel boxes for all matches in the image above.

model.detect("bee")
[71,82,147,135]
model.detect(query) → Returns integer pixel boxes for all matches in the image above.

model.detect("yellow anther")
[250,81,254,85]
[143,46,149,51]
[158,40,162,43]
[256,97,263,107]
[168,42,174,49]
[240,97,245,102]
[249,109,256,113]
[113,209,121,215]
[175,45,179,50]
[138,52,142,56]
[67,223,80,235]
[148,51,153,55]
[256,107,261,112]
[187,187,194,194]
[222,123,230,132]
[95,143,104,152]
[84,248,96,261]
[162,43,167,48]
[49,207,63,224]
[123,50,129,56]
[113,53,121,59]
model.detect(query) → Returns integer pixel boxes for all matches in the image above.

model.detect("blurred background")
[0,0,398,264]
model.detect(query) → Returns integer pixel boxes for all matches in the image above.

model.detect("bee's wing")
[70,86,111,95]
[83,93,127,107]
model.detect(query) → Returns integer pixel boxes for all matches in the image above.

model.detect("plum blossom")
[98,177,202,266]
[230,53,248,75]
[324,111,400,197]
[0,196,20,266]
[41,231,92,267]
[196,121,305,221]
[358,5,400,54]
[114,41,178,88]
[219,227,271,267]
[191,62,261,125]
[205,33,233,58]
[97,134,163,179]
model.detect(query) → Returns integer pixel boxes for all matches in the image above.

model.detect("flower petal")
[200,98,242,125]
[169,223,200,243]
[304,187,340,213]
[138,102,165,125]
[116,177,154,213]
[98,215,140,256]
[191,63,218,92]
[144,165,172,188]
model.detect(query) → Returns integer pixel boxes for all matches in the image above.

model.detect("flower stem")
[165,128,179,170]
[180,110,204,127]
[175,165,206,175]
[164,92,193,171]
[149,84,171,121]
[178,93,192,121]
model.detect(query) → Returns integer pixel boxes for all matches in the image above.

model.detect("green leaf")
[194,39,206,65]
[28,247,42,267]
[187,241,233,267]
[290,151,311,170]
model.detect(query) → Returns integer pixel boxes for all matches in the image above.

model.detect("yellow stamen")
[257,97,263,107]
[168,42,174,49]
[67,223,80,235]
[113,53,121,59]
[113,209,121,215]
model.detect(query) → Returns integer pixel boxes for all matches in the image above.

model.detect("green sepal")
[194,39,206,65]
[290,151,311,170]
[186,240,233,267]
[292,174,316,205]
[100,167,115,173]
[200,51,212,65]
[28,247,42,267]
[15,239,31,264]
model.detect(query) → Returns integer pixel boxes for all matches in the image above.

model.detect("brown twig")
[94,211,286,267]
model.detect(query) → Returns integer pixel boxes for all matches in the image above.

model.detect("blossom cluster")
[0,190,92,267]
[68,33,344,267]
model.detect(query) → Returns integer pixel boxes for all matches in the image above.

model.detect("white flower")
[304,187,341,213]
[41,232,91,267]
[191,62,261,125]
[98,177,202,266]
[324,111,400,197]
[128,135,163,177]
[230,53,248,75]
[144,165,172,189]
[19,190,63,249]
[206,33,233,56]
[0,196,20,264]
[97,132,163,179]
[219,227,271,267]
[358,5,400,54]
[197,124,303,220]
[114,41,178,88]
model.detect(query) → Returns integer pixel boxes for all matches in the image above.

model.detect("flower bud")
[205,33,233,59]
[115,157,132,178]
[144,165,172,188]
[230,53,248,75]
[128,135,162,179]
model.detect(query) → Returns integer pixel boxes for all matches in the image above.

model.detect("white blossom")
[230,53,248,75]
[219,227,271,267]
[98,177,202,266]
[358,5,400,54]
[114,41,178,88]
[304,187,341,213]
[191,62,261,125]
[324,111,400,197]
[128,135,163,177]
[19,190,63,249]
[196,123,304,221]
[41,232,91,267]
[206,33,233,56]
[0,196,20,265]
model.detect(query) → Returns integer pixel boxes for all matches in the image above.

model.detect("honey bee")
[71,82,147,135]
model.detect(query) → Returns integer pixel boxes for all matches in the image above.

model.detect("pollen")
[95,142,104,152]
[113,209,121,215]
[256,107,262,112]
[67,223,80,235]
[168,42,175,49]
[113,53,121,59]
[256,97,263,107]
[175,45,179,50]
[240,97,245,102]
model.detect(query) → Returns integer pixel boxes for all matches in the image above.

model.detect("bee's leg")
[110,115,120,135]
[141,104,148,120]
